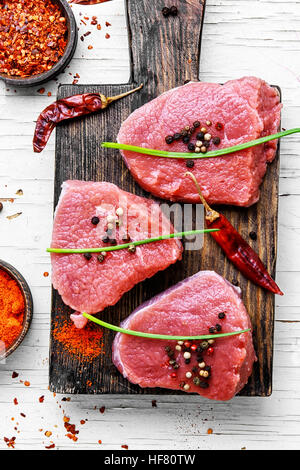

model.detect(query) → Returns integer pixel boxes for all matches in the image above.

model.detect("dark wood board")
[50,0,279,396]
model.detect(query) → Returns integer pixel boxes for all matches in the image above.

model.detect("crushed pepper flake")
[99,406,105,414]
[39,396,45,403]
[121,444,129,450]
[24,381,30,387]
[207,428,213,434]
[4,436,16,448]
[13,398,18,405]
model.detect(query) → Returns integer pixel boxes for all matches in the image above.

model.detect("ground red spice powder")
[53,317,104,362]
[0,0,68,78]
[0,269,24,349]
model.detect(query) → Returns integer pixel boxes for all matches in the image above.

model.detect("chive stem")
[82,313,250,341]
[101,128,300,160]
[47,229,219,254]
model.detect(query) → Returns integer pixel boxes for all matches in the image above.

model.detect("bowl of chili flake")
[0,260,33,360]
[0,0,78,87]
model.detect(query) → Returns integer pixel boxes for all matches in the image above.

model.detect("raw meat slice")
[113,271,256,401]
[51,181,182,314]
[117,76,281,206]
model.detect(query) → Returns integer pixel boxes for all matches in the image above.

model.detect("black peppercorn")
[186,160,194,168]
[182,135,190,144]
[84,252,92,261]
[218,312,226,319]
[199,381,209,389]
[215,323,222,332]
[170,5,178,16]
[165,135,174,144]
[193,121,200,128]
[91,216,99,225]
[162,7,170,16]
[174,133,181,140]
[110,238,117,245]
[187,143,195,151]
[209,326,216,334]
[102,235,110,243]
[184,358,191,364]
[212,136,221,146]
[196,132,204,140]
[249,231,257,241]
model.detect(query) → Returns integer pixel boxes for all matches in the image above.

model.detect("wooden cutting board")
[50,0,280,396]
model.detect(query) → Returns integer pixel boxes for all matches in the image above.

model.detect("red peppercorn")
[171,373,177,379]
[191,344,197,352]
[207,347,214,356]
[184,341,191,348]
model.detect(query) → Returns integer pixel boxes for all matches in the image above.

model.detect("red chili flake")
[80,420,86,425]
[190,344,197,352]
[20,413,26,418]
[91,19,97,25]
[43,272,49,277]
[97,24,101,30]
[45,443,55,449]
[105,22,111,27]
[47,92,52,97]
[38,88,46,95]
[13,398,18,405]
[83,31,91,37]
[151,400,157,408]
[39,396,45,403]
[12,371,19,379]
[105,33,110,39]
[98,440,102,444]
[121,445,129,450]
[88,45,93,50]
[207,428,213,434]
[99,406,105,414]
[72,79,79,85]
[184,341,191,348]
[0,0,68,78]
[207,347,214,356]
[4,436,16,448]
[24,381,30,387]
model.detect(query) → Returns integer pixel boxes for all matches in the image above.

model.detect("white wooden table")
[0,0,300,450]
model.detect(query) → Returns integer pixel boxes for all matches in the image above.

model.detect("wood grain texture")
[50,0,279,396]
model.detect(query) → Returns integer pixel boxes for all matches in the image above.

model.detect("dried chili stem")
[47,229,219,254]
[105,84,144,106]
[82,313,250,341]
[185,172,219,222]
[102,127,300,159]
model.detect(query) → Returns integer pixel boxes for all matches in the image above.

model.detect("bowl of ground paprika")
[0,0,78,87]
[0,260,33,360]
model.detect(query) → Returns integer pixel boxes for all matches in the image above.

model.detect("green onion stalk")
[83,312,251,342]
[101,128,300,159]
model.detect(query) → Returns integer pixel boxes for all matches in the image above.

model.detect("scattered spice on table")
[53,316,104,362]
[4,436,16,448]
[99,406,105,414]
[6,212,22,220]
[13,398,18,405]
[39,395,45,403]
[45,443,55,449]
[185,172,283,295]
[33,84,143,153]
[105,33,110,39]
[121,444,129,450]
[207,428,213,434]
[0,269,24,350]
[12,371,19,379]
[38,88,46,95]
[24,381,30,387]
[0,0,68,78]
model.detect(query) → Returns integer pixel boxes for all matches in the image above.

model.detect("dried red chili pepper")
[33,84,143,153]
[186,172,283,295]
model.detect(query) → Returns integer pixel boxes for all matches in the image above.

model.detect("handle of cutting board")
[126,0,206,96]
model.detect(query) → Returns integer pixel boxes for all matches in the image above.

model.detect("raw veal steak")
[51,181,182,314]
[113,271,256,401]
[118,76,281,206]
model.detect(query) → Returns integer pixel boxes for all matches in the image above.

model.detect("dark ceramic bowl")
[0,260,33,360]
[0,0,78,87]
